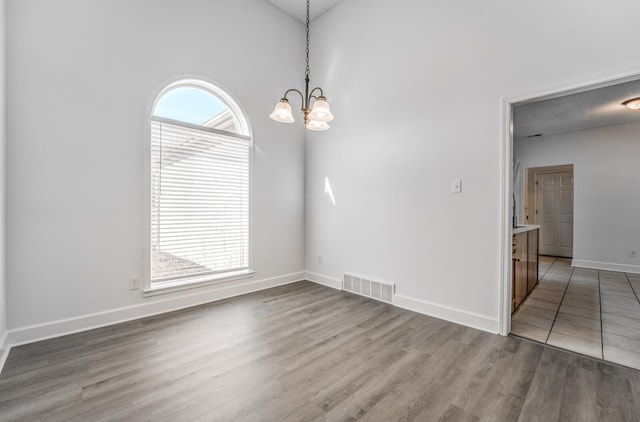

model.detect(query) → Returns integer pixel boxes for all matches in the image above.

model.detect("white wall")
[6,0,306,333]
[305,0,640,332]
[515,121,640,273]
[6,0,640,341]
[0,0,6,349]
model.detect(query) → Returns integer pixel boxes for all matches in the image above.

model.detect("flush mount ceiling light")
[623,97,640,110]
[269,0,334,131]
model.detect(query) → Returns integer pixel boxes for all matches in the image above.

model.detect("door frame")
[498,68,640,336]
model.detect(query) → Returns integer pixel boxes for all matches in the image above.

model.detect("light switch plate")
[452,179,462,193]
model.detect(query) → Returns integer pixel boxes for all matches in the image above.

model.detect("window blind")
[150,119,250,282]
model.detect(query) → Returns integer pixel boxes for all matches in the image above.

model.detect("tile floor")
[511,256,640,370]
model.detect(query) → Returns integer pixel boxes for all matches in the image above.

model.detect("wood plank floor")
[1,281,640,421]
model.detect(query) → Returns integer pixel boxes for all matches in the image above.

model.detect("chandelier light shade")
[269,0,334,130]
[270,99,295,123]
[623,97,640,110]
[306,119,330,131]
[309,96,334,122]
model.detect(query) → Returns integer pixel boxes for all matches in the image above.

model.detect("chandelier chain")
[305,0,310,78]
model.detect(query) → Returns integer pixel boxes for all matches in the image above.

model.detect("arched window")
[149,79,251,289]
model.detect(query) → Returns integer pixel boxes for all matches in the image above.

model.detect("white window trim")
[142,269,256,297]
[143,77,254,296]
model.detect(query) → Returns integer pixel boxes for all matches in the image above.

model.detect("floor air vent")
[343,273,394,304]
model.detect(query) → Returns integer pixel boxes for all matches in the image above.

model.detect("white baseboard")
[305,271,343,290]
[572,259,640,274]
[5,272,305,349]
[305,271,499,334]
[393,294,500,334]
[0,331,9,375]
[0,330,7,350]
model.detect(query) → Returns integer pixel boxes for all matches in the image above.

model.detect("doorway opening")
[501,69,640,370]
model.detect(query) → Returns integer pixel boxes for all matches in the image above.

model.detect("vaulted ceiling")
[266,0,346,22]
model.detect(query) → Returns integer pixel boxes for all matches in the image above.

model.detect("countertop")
[513,224,540,235]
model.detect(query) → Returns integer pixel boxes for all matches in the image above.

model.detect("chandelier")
[269,0,334,131]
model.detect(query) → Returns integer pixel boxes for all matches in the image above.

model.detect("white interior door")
[535,171,574,257]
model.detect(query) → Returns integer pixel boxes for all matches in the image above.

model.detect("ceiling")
[513,79,640,140]
[266,0,345,22]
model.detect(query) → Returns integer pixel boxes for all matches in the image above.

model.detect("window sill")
[142,269,255,297]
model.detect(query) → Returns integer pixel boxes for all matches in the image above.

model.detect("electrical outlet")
[630,250,637,258]
[318,255,323,265]
[129,276,140,290]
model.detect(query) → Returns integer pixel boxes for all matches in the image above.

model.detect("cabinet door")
[527,229,539,292]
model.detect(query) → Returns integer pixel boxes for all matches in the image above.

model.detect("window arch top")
[152,79,250,137]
